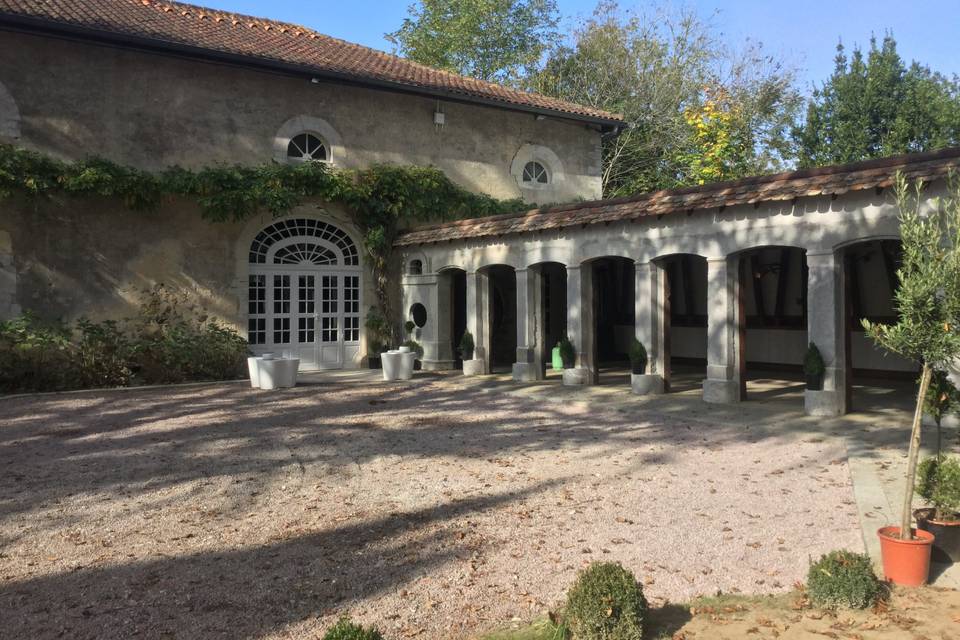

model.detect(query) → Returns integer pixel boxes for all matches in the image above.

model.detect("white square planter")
[462,359,485,376]
[258,358,300,390]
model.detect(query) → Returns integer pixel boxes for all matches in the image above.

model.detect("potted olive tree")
[864,174,960,586]
[923,370,960,456]
[915,456,960,563]
[804,342,825,391]
[461,330,484,376]
[629,338,663,395]
[558,336,586,386]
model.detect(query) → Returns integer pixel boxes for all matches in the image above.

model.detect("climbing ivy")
[0,144,524,339]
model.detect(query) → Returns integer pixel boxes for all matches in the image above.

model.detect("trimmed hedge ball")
[807,550,883,610]
[565,562,647,640]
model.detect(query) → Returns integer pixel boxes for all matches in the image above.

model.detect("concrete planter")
[257,358,300,390]
[562,368,588,386]
[462,359,485,376]
[631,373,664,395]
[382,350,416,381]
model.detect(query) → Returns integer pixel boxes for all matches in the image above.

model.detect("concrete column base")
[804,389,844,416]
[703,378,740,404]
[631,373,664,395]
[462,359,486,376]
[512,362,540,382]
[421,359,456,372]
[562,368,590,386]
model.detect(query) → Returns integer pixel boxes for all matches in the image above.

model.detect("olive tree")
[864,173,960,540]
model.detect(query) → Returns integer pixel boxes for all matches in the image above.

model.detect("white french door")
[248,269,360,370]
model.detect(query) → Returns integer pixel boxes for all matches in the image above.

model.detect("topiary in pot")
[628,338,648,375]
[565,561,646,640]
[322,617,384,640]
[807,550,883,610]
[803,342,826,391]
[915,456,960,562]
[459,330,475,361]
[557,336,576,369]
[404,320,416,337]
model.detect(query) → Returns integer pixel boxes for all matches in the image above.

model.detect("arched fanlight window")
[249,218,359,266]
[522,160,549,185]
[409,259,423,275]
[287,133,328,162]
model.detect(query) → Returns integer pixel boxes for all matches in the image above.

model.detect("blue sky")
[199,0,959,93]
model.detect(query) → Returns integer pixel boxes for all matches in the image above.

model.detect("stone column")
[465,270,490,374]
[805,250,847,416]
[564,264,593,385]
[632,260,665,394]
[421,271,455,371]
[702,255,742,403]
[512,268,543,381]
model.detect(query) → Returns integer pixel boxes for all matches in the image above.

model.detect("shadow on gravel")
[0,372,925,525]
[0,482,557,640]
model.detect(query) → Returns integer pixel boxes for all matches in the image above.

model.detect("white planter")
[562,368,588,386]
[382,351,402,381]
[247,357,261,388]
[382,350,417,381]
[462,359,485,376]
[631,373,664,395]
[258,358,299,390]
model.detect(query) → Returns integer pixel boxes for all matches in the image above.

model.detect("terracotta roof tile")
[0,0,622,125]
[395,148,960,247]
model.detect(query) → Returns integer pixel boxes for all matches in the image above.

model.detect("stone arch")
[0,80,21,141]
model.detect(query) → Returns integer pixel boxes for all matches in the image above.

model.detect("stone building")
[0,1,953,417]
[398,150,960,416]
[0,0,622,370]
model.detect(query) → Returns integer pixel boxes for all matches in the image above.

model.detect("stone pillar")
[702,256,742,403]
[805,251,847,416]
[564,264,594,385]
[632,260,664,394]
[421,271,455,371]
[465,270,490,374]
[512,268,543,381]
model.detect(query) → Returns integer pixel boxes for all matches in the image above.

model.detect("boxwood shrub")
[565,561,647,640]
[807,550,883,610]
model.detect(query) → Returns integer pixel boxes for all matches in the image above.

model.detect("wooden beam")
[681,255,696,324]
[750,253,766,324]
[662,262,672,393]
[879,240,899,299]
[738,257,748,401]
[848,251,863,324]
[774,248,791,325]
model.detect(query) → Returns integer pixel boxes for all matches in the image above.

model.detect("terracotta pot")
[915,508,960,563]
[877,526,934,586]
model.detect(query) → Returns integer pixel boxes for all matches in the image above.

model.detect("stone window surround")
[510,144,564,192]
[273,115,344,166]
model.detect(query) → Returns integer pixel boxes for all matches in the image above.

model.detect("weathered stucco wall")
[0,30,602,204]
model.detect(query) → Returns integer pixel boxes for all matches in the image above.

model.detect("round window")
[522,160,549,185]
[287,133,328,162]
[410,303,428,328]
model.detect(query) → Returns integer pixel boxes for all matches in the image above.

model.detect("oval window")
[410,303,427,328]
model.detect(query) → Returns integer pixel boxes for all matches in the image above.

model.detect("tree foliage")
[529,2,800,196]
[795,36,960,167]
[386,0,559,84]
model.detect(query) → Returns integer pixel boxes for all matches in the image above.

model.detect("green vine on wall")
[0,144,524,341]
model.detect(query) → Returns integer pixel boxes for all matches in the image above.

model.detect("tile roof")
[0,0,623,126]
[395,147,960,247]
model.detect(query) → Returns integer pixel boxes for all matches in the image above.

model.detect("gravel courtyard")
[0,375,863,639]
